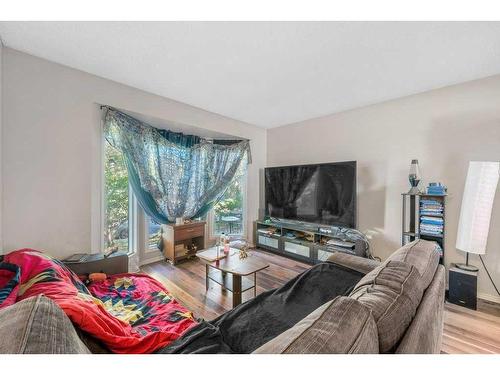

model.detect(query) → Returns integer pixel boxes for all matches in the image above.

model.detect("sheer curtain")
[103,107,251,227]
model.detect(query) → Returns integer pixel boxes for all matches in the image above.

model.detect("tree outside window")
[212,163,246,236]
[104,140,130,252]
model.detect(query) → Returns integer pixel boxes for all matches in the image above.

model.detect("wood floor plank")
[141,249,500,354]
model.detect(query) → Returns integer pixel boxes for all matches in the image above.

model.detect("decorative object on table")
[238,242,250,260]
[407,159,422,194]
[448,263,478,310]
[218,232,225,256]
[456,161,500,272]
[223,233,230,255]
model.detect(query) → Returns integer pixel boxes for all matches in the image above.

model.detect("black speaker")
[448,264,477,310]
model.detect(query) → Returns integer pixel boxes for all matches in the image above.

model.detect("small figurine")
[239,242,250,260]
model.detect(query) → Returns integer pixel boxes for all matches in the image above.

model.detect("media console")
[254,219,368,264]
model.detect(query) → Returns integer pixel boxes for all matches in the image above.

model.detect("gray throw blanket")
[157,262,363,354]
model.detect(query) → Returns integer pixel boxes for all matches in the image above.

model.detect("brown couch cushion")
[0,295,90,354]
[349,260,424,353]
[253,296,379,354]
[386,239,440,291]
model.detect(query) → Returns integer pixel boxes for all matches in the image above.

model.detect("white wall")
[267,75,500,302]
[2,48,266,259]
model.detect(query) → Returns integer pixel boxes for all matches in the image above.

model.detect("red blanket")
[0,249,197,353]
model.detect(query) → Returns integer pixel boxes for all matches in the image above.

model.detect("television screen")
[265,161,356,228]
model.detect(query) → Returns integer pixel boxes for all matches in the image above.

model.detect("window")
[103,134,158,259]
[103,139,132,253]
[211,164,247,237]
[147,216,162,250]
[103,129,247,259]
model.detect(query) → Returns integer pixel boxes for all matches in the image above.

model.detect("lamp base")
[455,263,479,272]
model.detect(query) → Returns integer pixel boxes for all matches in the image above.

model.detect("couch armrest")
[63,252,129,275]
[253,297,379,354]
[327,252,380,274]
[0,295,90,354]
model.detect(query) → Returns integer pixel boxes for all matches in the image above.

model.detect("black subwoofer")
[448,264,477,310]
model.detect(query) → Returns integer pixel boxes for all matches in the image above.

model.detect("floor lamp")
[456,161,499,272]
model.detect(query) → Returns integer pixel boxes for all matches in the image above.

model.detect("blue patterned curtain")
[103,107,251,224]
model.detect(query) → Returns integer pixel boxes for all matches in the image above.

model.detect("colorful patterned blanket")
[0,249,197,353]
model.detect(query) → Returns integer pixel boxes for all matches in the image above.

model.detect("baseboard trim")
[139,254,164,266]
[478,293,500,304]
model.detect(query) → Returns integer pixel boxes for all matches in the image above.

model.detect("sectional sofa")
[0,239,444,354]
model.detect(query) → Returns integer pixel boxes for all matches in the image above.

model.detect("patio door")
[209,167,247,241]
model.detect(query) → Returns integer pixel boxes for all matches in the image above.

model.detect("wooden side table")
[161,221,206,264]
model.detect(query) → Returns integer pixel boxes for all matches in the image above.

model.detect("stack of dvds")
[419,199,444,237]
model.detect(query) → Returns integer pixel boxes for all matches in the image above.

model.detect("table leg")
[232,274,242,308]
[206,264,209,291]
[221,271,227,291]
[254,272,257,297]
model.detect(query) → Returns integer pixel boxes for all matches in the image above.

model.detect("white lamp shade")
[456,161,499,255]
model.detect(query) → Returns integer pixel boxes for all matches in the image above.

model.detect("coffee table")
[197,247,269,307]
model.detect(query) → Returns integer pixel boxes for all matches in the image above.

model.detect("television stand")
[254,219,368,264]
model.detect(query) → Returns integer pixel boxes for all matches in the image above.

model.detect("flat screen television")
[265,161,356,228]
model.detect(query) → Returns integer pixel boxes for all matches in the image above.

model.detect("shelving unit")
[402,193,446,264]
[255,220,367,264]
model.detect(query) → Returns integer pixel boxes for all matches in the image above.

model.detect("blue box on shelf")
[426,182,447,195]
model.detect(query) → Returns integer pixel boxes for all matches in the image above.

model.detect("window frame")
[101,129,138,256]
[100,116,248,262]
[144,214,163,254]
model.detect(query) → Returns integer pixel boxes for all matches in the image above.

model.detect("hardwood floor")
[141,249,500,354]
[141,249,309,320]
[442,301,500,354]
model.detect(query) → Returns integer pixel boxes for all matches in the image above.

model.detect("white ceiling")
[1,22,500,128]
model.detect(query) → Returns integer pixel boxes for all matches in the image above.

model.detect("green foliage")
[214,174,243,216]
[104,141,129,249]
